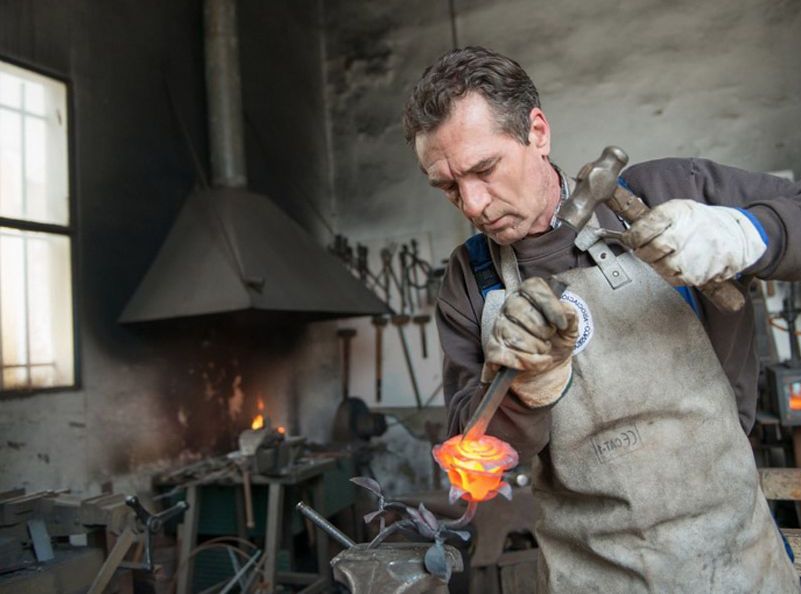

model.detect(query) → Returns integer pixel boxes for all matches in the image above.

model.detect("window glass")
[0,59,74,393]
[0,228,74,390]
[0,61,69,226]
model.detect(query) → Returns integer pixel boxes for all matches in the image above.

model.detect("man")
[403,46,801,592]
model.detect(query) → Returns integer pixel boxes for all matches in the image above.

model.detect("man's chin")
[485,227,524,245]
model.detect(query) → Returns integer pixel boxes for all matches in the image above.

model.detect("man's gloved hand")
[483,278,579,408]
[622,199,767,287]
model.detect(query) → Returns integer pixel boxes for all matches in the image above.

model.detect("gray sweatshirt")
[436,157,801,460]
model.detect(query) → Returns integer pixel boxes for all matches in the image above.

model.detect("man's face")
[415,93,559,245]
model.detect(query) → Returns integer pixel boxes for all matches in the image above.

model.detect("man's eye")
[479,165,495,177]
[444,185,459,202]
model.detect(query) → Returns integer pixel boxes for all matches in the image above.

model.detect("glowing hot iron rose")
[432,435,519,503]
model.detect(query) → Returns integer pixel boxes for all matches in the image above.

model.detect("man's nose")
[459,180,490,219]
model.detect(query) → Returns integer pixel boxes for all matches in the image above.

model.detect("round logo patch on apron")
[561,290,593,354]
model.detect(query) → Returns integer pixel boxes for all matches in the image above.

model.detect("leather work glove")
[622,199,767,287]
[483,278,579,408]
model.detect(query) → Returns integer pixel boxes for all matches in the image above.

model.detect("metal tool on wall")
[333,327,388,443]
[329,234,444,315]
[338,327,357,403]
[413,314,431,359]
[392,314,424,409]
[329,234,446,408]
[371,316,388,403]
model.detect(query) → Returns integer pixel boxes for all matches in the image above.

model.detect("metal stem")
[367,521,401,549]
[443,500,478,529]
[296,502,356,548]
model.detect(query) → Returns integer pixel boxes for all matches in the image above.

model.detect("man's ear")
[528,107,551,155]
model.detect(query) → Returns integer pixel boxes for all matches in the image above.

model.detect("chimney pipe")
[204,0,247,188]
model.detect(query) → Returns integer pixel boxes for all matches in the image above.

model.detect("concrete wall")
[0,0,341,496]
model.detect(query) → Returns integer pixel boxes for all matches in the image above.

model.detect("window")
[0,59,74,392]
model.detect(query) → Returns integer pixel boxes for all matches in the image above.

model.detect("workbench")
[160,454,354,594]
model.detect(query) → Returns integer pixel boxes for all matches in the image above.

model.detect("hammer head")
[557,146,629,232]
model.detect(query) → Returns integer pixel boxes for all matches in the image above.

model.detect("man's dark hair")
[402,46,541,146]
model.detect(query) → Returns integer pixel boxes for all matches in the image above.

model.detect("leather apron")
[480,244,798,593]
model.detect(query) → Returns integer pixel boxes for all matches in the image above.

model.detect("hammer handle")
[609,186,745,313]
[374,326,383,403]
[242,467,255,529]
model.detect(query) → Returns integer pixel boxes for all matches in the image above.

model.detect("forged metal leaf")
[424,542,452,583]
[448,486,465,505]
[497,481,513,500]
[448,529,471,542]
[406,507,436,539]
[418,503,440,531]
[406,506,422,523]
[363,510,385,524]
[350,476,383,497]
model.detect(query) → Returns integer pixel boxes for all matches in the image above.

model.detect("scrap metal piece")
[27,518,54,562]
[296,502,356,549]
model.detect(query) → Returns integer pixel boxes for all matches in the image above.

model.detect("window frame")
[0,54,80,397]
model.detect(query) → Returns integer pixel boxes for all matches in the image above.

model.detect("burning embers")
[249,399,286,433]
[238,403,299,475]
[432,435,518,503]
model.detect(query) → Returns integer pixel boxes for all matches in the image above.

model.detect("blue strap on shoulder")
[675,286,702,318]
[465,234,503,299]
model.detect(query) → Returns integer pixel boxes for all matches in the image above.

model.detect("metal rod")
[296,502,355,548]
[219,549,262,594]
[225,546,246,592]
[462,367,519,442]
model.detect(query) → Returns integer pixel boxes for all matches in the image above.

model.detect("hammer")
[412,314,431,358]
[558,146,745,313]
[371,316,388,403]
[337,328,357,403]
